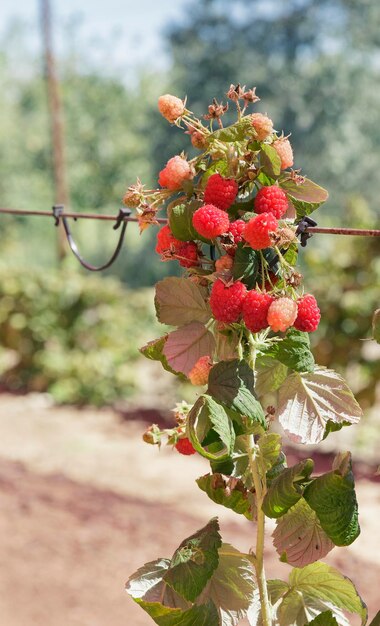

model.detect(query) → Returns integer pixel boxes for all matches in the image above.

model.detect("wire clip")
[296,216,318,247]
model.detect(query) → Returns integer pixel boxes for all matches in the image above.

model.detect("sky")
[0,0,189,75]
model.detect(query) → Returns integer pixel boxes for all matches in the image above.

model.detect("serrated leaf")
[260,145,282,178]
[372,309,380,343]
[257,432,283,473]
[284,562,367,625]
[289,195,323,219]
[280,177,329,205]
[140,336,187,380]
[168,202,201,242]
[255,357,288,398]
[278,366,363,445]
[155,277,211,326]
[272,498,334,566]
[126,558,190,608]
[261,329,314,374]
[207,359,266,429]
[308,611,340,625]
[247,581,289,625]
[196,543,256,625]
[164,518,221,603]
[196,473,254,519]
[188,395,235,460]
[303,451,360,546]
[210,118,251,143]
[232,244,260,288]
[262,459,314,518]
[155,602,220,625]
[164,322,215,376]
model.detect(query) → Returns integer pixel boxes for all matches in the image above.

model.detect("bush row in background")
[0,268,158,406]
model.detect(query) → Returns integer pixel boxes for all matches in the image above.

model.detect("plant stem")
[247,434,272,626]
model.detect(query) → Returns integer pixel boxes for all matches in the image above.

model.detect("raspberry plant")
[124,86,376,625]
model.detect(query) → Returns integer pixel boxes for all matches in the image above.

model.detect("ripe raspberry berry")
[267,297,298,332]
[294,294,321,332]
[250,113,274,141]
[176,241,199,268]
[192,204,230,240]
[210,279,247,323]
[158,94,185,123]
[175,437,196,455]
[228,219,246,244]
[243,213,278,250]
[204,173,238,210]
[188,356,212,385]
[155,225,181,255]
[254,186,288,219]
[273,137,294,170]
[215,255,234,272]
[242,290,274,333]
[158,156,193,190]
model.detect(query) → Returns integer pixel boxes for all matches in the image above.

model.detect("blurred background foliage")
[0,0,378,407]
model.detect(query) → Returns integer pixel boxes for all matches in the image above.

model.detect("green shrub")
[0,268,158,406]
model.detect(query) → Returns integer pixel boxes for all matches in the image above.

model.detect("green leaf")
[164,518,221,603]
[154,603,219,625]
[283,242,298,267]
[277,366,363,445]
[207,359,266,429]
[304,452,360,546]
[308,611,340,625]
[261,329,314,373]
[232,244,260,289]
[164,322,215,376]
[262,459,314,518]
[155,277,211,326]
[368,611,380,626]
[372,309,380,343]
[288,196,324,219]
[257,432,283,473]
[260,145,281,178]
[188,395,235,460]
[210,118,252,143]
[273,498,334,567]
[196,543,257,625]
[140,336,187,380]
[255,356,288,398]
[168,202,201,242]
[280,177,329,219]
[196,473,254,519]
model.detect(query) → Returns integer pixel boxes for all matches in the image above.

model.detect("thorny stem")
[247,434,272,626]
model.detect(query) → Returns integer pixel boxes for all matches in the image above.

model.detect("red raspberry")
[158,94,185,123]
[204,173,238,210]
[175,437,196,455]
[155,225,181,254]
[188,356,212,385]
[254,186,288,219]
[242,290,274,333]
[176,241,199,268]
[158,156,193,190]
[250,113,274,141]
[272,137,294,170]
[294,294,321,332]
[243,213,278,250]
[210,279,247,323]
[267,297,298,332]
[228,219,246,244]
[192,204,230,239]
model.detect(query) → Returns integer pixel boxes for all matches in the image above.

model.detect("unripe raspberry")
[189,130,208,150]
[273,137,294,170]
[267,297,298,332]
[175,437,196,455]
[243,213,278,250]
[155,225,181,254]
[176,241,199,268]
[254,186,288,219]
[215,255,234,272]
[158,156,193,190]
[210,279,247,323]
[294,294,321,332]
[188,356,212,385]
[250,113,274,141]
[192,204,230,239]
[242,290,274,333]
[158,94,185,123]
[228,219,246,245]
[204,173,238,210]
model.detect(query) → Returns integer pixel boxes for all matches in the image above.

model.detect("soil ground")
[0,393,379,625]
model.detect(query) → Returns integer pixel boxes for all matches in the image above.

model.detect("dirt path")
[0,393,379,625]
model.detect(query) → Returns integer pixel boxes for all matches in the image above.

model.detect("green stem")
[247,435,272,626]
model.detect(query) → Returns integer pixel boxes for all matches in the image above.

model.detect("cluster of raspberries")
[210,279,320,333]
